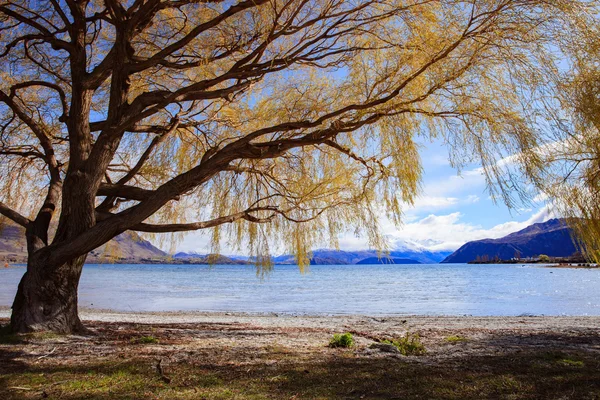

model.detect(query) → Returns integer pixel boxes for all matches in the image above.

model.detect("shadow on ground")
[1,321,600,399]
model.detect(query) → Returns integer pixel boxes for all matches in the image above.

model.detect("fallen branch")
[37,346,57,360]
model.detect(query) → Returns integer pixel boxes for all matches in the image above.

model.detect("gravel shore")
[3,306,599,332]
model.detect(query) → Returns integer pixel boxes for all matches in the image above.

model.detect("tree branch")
[0,6,72,52]
[10,81,69,121]
[101,206,278,233]
[128,0,269,73]
[97,183,156,201]
[0,90,61,179]
[0,201,31,228]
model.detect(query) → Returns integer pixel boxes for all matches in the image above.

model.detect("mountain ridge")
[272,248,451,265]
[1,223,167,263]
[441,218,579,263]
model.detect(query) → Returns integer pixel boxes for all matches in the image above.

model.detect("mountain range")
[172,252,249,264]
[270,248,450,265]
[441,218,579,263]
[1,218,580,265]
[1,224,166,263]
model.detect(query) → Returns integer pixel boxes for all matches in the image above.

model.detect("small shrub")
[131,335,159,344]
[445,335,468,343]
[382,332,426,355]
[329,333,354,348]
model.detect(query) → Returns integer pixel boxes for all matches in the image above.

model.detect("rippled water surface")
[1,263,600,315]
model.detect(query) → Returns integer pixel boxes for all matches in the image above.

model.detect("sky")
[337,140,555,253]
[175,139,555,255]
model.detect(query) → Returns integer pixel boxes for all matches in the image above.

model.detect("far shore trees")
[0,0,595,333]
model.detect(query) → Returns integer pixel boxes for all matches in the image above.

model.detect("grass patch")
[381,332,426,356]
[29,331,62,341]
[2,347,600,400]
[559,358,584,367]
[539,351,585,367]
[329,332,354,348]
[131,335,159,344]
[445,335,468,343]
[0,325,61,344]
[59,366,149,392]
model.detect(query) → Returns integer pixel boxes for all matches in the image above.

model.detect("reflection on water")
[1,263,599,316]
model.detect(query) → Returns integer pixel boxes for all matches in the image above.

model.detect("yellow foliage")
[0,0,597,269]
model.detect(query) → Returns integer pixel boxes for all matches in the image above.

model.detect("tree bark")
[10,253,87,334]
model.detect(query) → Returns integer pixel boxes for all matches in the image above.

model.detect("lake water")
[1,263,600,316]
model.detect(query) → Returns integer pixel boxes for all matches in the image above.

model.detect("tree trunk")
[10,254,87,333]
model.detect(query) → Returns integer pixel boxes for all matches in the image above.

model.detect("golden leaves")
[2,0,597,267]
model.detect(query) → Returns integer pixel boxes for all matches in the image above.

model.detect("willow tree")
[534,16,600,262]
[0,0,588,333]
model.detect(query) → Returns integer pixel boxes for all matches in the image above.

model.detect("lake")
[1,263,599,316]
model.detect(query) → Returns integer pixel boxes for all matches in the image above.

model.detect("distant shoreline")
[468,261,599,268]
[5,261,600,268]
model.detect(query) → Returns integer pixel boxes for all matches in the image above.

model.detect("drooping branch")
[47,23,491,263]
[100,206,278,233]
[0,87,63,237]
[0,90,60,180]
[119,120,180,186]
[95,119,179,213]
[10,81,70,121]
[128,0,270,74]
[0,5,72,52]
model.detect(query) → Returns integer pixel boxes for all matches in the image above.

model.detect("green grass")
[130,335,159,344]
[559,358,585,367]
[0,325,62,344]
[3,350,600,400]
[381,332,426,356]
[445,335,468,343]
[329,332,354,348]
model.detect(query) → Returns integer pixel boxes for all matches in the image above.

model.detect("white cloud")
[410,196,459,209]
[176,232,212,254]
[174,195,552,255]
[466,195,480,204]
[421,170,487,198]
[516,207,533,213]
[381,206,557,252]
[403,193,482,215]
[533,192,549,203]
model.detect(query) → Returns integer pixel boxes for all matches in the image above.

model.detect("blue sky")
[176,138,554,255]
[348,139,554,253]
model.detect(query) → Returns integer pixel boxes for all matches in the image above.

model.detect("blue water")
[1,263,600,316]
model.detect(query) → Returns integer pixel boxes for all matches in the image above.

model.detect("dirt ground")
[1,312,600,399]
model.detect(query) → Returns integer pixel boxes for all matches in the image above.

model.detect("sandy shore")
[2,305,600,331]
[3,306,599,358]
[3,305,600,329]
